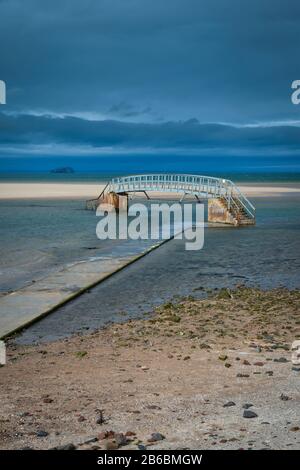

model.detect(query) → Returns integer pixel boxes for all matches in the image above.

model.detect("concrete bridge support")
[208,198,238,226]
[98,191,128,212]
[208,198,255,226]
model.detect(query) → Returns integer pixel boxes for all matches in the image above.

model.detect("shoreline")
[1,287,299,450]
[0,182,300,199]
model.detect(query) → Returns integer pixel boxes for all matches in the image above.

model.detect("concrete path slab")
[0,243,163,339]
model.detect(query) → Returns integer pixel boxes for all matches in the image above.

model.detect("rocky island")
[50,167,74,174]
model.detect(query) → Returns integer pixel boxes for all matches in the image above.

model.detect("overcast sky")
[0,0,299,167]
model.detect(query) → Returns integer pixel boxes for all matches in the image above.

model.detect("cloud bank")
[0,112,299,157]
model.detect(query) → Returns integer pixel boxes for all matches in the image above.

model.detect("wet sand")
[1,288,299,450]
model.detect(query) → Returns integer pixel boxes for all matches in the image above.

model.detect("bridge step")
[208,197,255,226]
[219,197,255,225]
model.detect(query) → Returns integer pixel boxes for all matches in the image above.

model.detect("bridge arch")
[86,174,255,225]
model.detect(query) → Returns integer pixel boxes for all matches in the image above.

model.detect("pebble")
[253,362,264,367]
[78,415,86,422]
[289,426,300,432]
[243,360,251,366]
[242,404,253,409]
[36,430,48,438]
[148,432,165,442]
[18,412,30,418]
[200,343,211,350]
[223,401,236,408]
[219,355,228,361]
[83,437,98,444]
[53,443,76,450]
[243,410,258,419]
[292,367,300,372]
[280,394,290,401]
[99,430,115,440]
[96,411,105,424]
[43,397,53,404]
[237,373,250,378]
[115,433,128,447]
[105,440,118,450]
[274,357,288,363]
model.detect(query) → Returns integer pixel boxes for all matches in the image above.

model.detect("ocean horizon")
[1,170,300,183]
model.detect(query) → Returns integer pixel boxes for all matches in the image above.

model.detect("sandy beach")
[0,287,299,450]
[0,182,300,199]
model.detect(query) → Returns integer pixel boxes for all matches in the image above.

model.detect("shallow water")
[8,194,299,344]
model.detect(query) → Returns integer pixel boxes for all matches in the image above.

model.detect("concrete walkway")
[0,243,163,339]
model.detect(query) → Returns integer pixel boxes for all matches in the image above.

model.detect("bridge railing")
[225,180,255,219]
[110,174,226,197]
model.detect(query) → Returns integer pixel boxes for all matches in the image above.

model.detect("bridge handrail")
[110,173,226,185]
[225,180,255,218]
[227,180,255,210]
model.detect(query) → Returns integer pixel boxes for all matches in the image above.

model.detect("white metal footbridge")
[86,174,255,223]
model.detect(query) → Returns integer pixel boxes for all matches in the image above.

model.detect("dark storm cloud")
[1,0,300,125]
[0,112,299,156]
